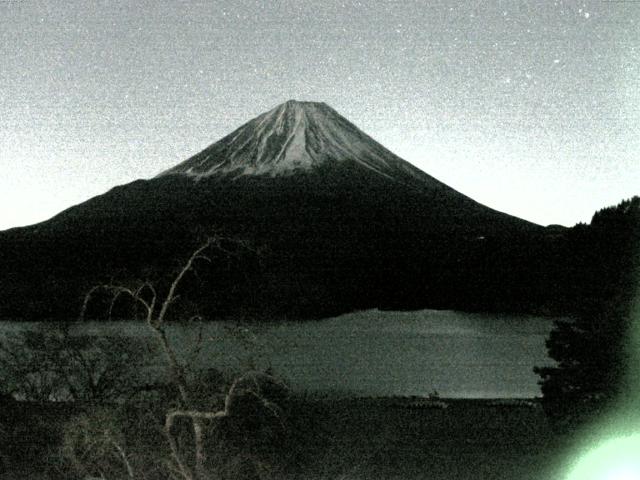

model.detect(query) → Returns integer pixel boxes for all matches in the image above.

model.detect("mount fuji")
[0,100,555,320]
[162,100,439,181]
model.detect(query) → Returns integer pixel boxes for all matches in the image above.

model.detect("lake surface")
[1,309,557,398]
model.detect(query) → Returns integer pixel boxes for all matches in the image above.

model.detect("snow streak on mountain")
[160,100,434,183]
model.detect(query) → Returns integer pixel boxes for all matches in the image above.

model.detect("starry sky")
[1,0,638,230]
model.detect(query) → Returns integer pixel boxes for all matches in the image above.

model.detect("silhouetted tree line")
[535,196,640,429]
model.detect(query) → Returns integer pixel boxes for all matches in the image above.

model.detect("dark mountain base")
[1,97,637,325]
[3,178,635,322]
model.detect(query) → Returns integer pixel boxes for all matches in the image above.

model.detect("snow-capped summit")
[0,99,545,322]
[160,100,429,181]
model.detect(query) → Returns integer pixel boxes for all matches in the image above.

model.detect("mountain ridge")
[160,100,444,186]
[0,100,557,320]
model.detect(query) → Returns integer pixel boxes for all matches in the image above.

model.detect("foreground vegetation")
[536,197,639,431]
[0,393,573,480]
[1,197,636,478]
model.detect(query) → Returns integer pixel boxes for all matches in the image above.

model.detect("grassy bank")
[280,395,570,480]
[0,395,574,479]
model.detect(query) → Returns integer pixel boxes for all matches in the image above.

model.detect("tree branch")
[155,237,218,327]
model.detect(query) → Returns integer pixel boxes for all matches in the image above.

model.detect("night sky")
[1,0,638,230]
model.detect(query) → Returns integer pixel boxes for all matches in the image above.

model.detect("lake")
[0,309,557,398]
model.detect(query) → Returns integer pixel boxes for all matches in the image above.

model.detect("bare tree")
[63,407,137,480]
[0,323,149,403]
[81,236,287,480]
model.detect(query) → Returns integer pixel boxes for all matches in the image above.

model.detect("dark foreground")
[0,395,573,480]
[284,396,569,480]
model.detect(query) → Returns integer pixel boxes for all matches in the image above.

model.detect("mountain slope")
[161,100,436,182]
[0,100,554,321]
